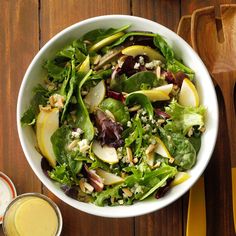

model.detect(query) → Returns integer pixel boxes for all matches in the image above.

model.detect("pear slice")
[122,45,165,61]
[96,169,124,185]
[153,84,173,95]
[89,32,124,52]
[178,78,199,107]
[84,80,106,112]
[170,172,190,186]
[154,137,174,163]
[92,141,119,164]
[130,90,170,102]
[36,108,59,167]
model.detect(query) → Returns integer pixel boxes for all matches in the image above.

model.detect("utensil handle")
[214,73,236,166]
[214,72,236,232]
[186,176,206,236]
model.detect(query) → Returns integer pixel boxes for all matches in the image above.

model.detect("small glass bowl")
[2,193,63,236]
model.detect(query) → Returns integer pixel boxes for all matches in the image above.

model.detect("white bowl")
[17,15,218,218]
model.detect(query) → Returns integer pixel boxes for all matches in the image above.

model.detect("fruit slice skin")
[153,84,173,94]
[170,172,190,186]
[178,78,199,107]
[96,169,124,185]
[130,90,170,102]
[155,137,174,163]
[89,32,124,52]
[92,141,119,164]
[36,108,59,167]
[122,45,165,61]
[84,80,106,112]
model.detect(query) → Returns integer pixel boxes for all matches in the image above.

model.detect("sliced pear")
[92,141,119,164]
[153,84,173,95]
[154,137,174,163]
[131,90,170,102]
[84,80,106,112]
[170,172,190,186]
[36,108,59,167]
[79,55,90,74]
[178,78,199,107]
[122,45,165,61]
[89,32,124,52]
[96,168,124,185]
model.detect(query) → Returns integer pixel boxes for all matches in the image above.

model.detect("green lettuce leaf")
[20,85,51,126]
[164,100,206,135]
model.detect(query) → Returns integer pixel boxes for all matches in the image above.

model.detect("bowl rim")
[16,14,219,218]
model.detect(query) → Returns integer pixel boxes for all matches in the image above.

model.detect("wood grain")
[0,0,41,235]
[132,0,180,31]
[40,0,131,46]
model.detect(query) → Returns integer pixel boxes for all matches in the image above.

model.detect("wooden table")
[0,0,235,235]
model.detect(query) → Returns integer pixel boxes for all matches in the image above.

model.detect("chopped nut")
[122,188,133,197]
[78,139,90,153]
[199,126,206,133]
[68,140,78,150]
[145,143,157,155]
[81,90,88,96]
[105,109,115,121]
[118,199,124,205]
[133,157,138,163]
[128,105,141,112]
[168,157,175,164]
[187,127,194,137]
[84,182,94,193]
[79,179,86,192]
[93,54,101,65]
[49,94,65,110]
[157,118,165,125]
[126,147,133,163]
[146,152,154,167]
[156,66,161,78]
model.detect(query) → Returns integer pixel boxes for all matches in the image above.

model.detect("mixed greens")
[21,25,206,206]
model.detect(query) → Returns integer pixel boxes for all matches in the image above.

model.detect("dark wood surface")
[0,0,235,235]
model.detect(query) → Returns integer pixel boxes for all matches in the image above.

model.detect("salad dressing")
[3,196,59,236]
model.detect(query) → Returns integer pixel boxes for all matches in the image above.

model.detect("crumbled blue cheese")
[78,139,90,153]
[145,60,162,69]
[71,128,83,138]
[134,62,140,69]
[138,56,145,65]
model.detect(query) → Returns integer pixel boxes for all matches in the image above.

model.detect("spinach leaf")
[90,68,112,80]
[20,85,50,126]
[61,59,76,122]
[160,128,197,170]
[125,93,154,120]
[82,25,130,43]
[124,116,144,157]
[106,32,155,50]
[76,69,94,141]
[153,34,174,61]
[99,98,130,126]
[51,125,83,183]
[122,71,157,93]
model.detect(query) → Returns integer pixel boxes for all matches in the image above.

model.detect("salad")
[21,25,206,206]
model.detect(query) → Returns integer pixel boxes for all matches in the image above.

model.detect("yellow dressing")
[3,196,59,236]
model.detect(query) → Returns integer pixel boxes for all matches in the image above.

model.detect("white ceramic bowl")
[17,15,218,218]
